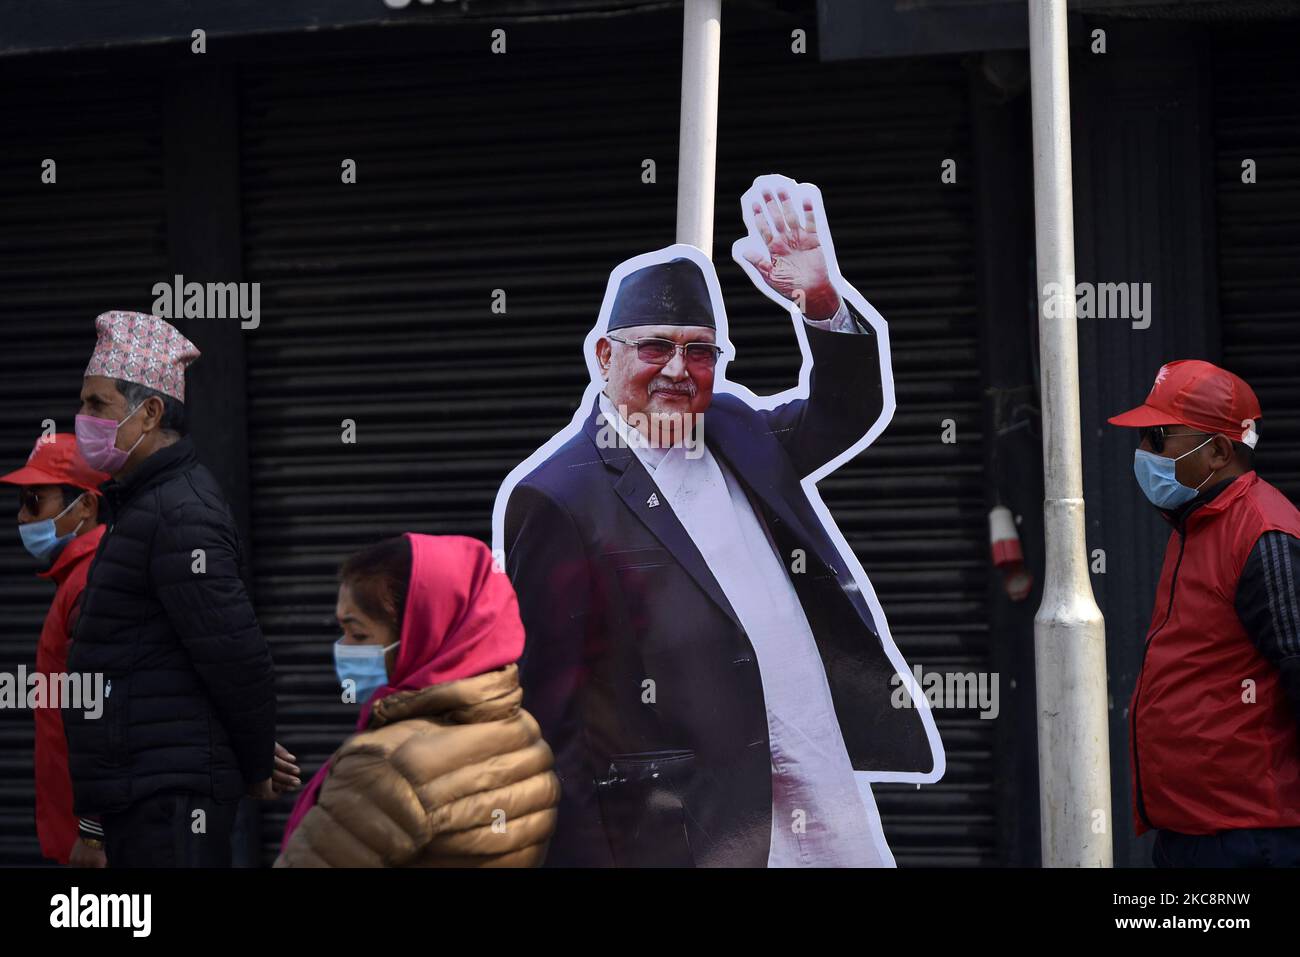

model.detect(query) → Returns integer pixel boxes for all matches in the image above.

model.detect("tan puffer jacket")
[275,664,559,867]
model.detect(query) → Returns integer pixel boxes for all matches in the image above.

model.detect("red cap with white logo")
[0,434,110,492]
[1107,359,1261,448]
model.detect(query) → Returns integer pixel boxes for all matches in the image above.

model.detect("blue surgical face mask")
[333,639,399,704]
[1133,434,1218,510]
[18,494,86,565]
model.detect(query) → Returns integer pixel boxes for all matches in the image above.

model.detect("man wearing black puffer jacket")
[64,312,288,867]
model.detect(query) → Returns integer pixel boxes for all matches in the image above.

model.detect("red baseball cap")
[0,434,109,493]
[1108,359,1262,448]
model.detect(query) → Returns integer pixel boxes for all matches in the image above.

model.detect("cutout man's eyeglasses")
[609,335,722,369]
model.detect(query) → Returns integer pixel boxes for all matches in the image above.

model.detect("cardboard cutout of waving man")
[493,174,945,867]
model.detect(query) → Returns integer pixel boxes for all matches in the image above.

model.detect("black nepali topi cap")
[608,257,716,331]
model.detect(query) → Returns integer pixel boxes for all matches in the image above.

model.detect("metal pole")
[1027,0,1112,867]
[676,0,721,255]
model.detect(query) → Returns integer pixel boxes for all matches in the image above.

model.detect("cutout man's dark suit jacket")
[504,312,936,867]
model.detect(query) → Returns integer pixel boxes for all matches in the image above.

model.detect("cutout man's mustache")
[647,377,697,398]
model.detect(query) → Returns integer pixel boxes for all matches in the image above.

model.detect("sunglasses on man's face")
[18,489,55,515]
[609,335,722,369]
[1140,426,1209,455]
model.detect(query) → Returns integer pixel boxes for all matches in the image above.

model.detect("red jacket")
[33,525,105,863]
[1130,471,1300,835]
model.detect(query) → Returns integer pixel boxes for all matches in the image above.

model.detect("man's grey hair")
[115,379,188,436]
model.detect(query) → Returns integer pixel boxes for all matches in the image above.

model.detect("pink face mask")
[75,403,147,474]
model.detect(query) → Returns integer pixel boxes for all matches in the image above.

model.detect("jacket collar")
[368,664,523,729]
[37,524,106,585]
[102,436,197,508]
[584,392,640,474]
[1163,470,1255,532]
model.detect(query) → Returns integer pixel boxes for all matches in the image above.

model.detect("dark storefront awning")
[818,0,1300,60]
[0,0,667,58]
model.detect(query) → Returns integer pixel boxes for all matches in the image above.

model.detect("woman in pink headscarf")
[276,534,559,867]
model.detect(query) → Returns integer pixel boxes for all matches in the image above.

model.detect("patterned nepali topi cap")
[83,312,201,402]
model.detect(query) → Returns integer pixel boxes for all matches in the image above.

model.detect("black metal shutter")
[241,26,988,865]
[1215,34,1300,501]
[0,74,168,865]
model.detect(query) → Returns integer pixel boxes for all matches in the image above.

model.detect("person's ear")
[78,493,98,525]
[596,337,612,377]
[1209,434,1234,469]
[142,395,166,432]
